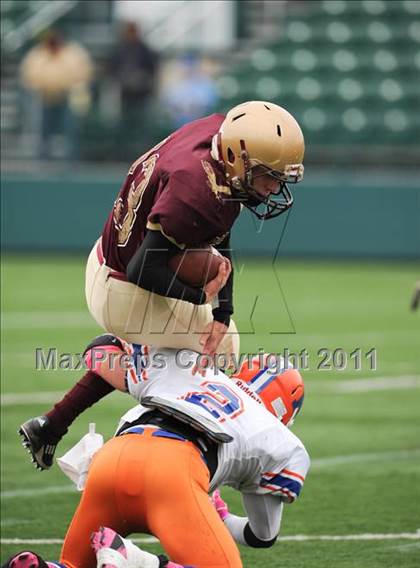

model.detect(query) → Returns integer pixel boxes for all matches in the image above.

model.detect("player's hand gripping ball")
[169,246,228,287]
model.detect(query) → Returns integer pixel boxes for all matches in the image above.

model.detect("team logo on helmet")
[232,354,304,427]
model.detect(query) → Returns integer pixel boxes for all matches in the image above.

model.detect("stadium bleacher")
[1,0,418,162]
[216,0,420,148]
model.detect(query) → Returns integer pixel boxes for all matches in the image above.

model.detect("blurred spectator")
[109,21,159,126]
[163,53,218,129]
[20,29,93,159]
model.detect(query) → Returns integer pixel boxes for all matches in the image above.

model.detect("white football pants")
[85,239,240,360]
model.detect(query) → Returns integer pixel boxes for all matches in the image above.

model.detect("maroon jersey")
[101,114,241,273]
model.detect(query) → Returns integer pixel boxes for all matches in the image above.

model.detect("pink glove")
[211,489,229,521]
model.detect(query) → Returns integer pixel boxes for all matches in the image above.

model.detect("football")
[168,246,226,287]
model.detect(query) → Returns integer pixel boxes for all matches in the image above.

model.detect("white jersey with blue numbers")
[118,346,310,502]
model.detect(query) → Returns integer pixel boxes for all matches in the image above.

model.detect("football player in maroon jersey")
[19,101,305,470]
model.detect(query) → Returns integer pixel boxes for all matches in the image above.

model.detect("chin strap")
[236,183,294,221]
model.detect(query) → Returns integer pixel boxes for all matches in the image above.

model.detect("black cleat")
[18,416,61,471]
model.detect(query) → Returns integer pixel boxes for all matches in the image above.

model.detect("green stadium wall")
[1,169,419,259]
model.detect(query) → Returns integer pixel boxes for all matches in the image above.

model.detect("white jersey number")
[181,381,244,423]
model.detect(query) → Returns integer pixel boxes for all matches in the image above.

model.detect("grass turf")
[1,256,420,566]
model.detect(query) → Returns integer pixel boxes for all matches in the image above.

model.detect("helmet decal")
[232,355,305,427]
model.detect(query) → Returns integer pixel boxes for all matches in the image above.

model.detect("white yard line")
[2,375,419,407]
[1,311,95,330]
[0,536,158,545]
[311,448,420,469]
[309,375,420,393]
[1,532,419,545]
[0,519,33,527]
[277,533,420,542]
[1,485,76,499]
[1,311,416,339]
[2,448,419,500]
[284,329,416,344]
[311,447,420,469]
[331,376,420,392]
[1,392,68,406]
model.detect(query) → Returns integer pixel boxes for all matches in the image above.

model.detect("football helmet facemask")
[232,354,304,427]
[215,101,304,220]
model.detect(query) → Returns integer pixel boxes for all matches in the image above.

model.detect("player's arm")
[212,445,309,548]
[193,234,233,370]
[126,229,207,305]
[212,233,233,327]
[212,490,283,548]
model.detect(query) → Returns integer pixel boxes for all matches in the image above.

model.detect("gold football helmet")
[215,101,305,220]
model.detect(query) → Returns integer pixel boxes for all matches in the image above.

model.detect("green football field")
[1,256,420,567]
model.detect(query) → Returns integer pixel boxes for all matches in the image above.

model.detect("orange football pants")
[60,429,242,568]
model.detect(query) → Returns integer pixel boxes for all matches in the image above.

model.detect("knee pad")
[84,334,126,372]
[83,334,125,356]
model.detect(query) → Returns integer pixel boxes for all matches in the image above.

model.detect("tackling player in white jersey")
[6,340,309,568]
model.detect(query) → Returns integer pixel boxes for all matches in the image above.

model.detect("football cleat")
[232,354,304,427]
[18,416,61,471]
[92,527,160,568]
[1,551,49,568]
